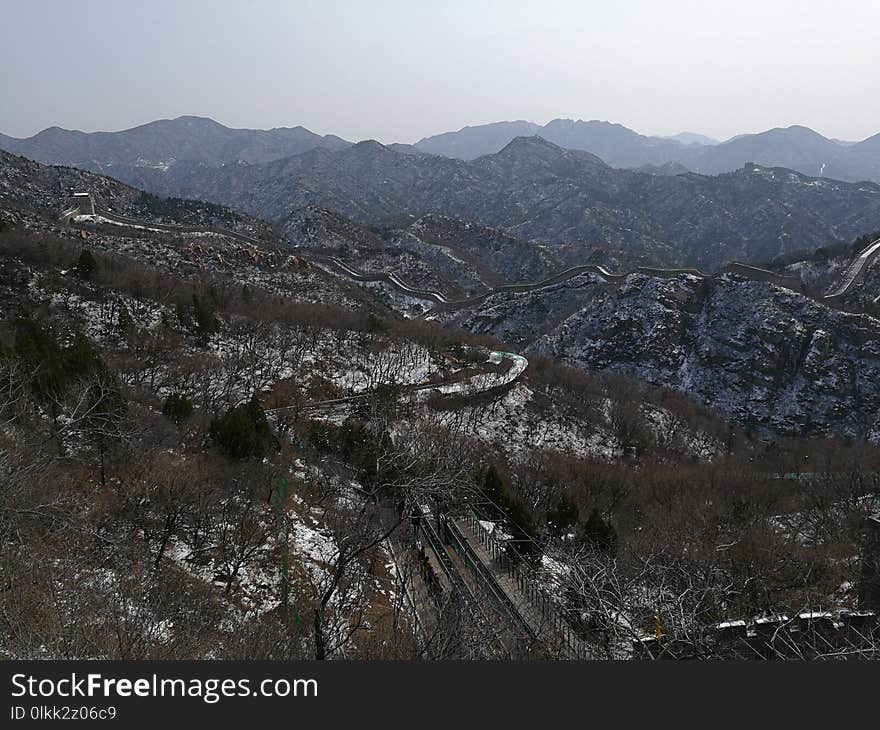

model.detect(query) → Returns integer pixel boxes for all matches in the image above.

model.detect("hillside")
[117,135,880,270]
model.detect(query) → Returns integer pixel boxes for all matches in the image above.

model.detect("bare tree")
[215,490,267,596]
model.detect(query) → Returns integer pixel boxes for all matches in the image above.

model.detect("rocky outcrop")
[459,272,880,440]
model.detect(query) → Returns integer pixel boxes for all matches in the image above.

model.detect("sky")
[2,0,879,143]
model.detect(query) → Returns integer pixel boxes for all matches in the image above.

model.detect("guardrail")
[415,507,506,656]
[460,510,590,659]
[441,515,536,647]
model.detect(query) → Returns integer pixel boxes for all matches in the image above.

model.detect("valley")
[2,116,880,662]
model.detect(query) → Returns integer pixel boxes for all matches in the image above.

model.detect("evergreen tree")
[14,316,67,406]
[480,464,507,507]
[73,248,98,280]
[162,393,194,422]
[478,465,540,561]
[175,300,190,328]
[64,333,105,379]
[116,304,133,335]
[15,318,125,481]
[366,312,387,333]
[547,495,579,535]
[580,508,617,553]
[191,294,220,343]
[210,395,273,458]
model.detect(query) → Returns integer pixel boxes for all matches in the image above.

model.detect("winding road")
[66,207,271,247]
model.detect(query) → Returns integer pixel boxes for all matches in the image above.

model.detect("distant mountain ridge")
[0,115,351,173]
[415,119,880,182]
[659,132,719,146]
[5,115,880,184]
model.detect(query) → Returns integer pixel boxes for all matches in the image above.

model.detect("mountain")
[853,132,880,158]
[547,274,880,441]
[661,132,719,146]
[7,114,880,188]
[633,161,691,176]
[8,141,875,663]
[414,120,541,159]
[415,119,880,182]
[441,269,880,441]
[681,125,860,179]
[416,118,690,166]
[283,205,570,299]
[125,135,880,270]
[538,119,692,168]
[0,148,279,240]
[7,115,880,185]
[0,115,351,178]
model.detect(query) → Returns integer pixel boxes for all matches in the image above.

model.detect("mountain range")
[97,134,880,270]
[415,119,880,182]
[3,133,880,444]
[0,115,350,174]
[3,115,880,185]
[4,116,880,271]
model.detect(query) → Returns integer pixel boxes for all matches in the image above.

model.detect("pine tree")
[73,248,98,280]
[581,508,617,553]
[162,393,193,422]
[547,495,579,535]
[191,294,220,344]
[210,395,273,458]
[14,317,67,406]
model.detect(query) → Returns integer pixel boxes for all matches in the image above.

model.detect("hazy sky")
[3,0,879,143]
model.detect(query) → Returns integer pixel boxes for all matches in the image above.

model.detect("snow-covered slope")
[533,274,880,440]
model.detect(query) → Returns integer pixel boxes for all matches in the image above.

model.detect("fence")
[459,510,590,659]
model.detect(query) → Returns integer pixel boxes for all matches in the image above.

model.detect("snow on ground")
[289,508,338,587]
[332,343,438,394]
[427,382,616,459]
[430,351,527,395]
[640,403,721,460]
[165,533,281,617]
[74,214,166,232]
[29,270,167,344]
